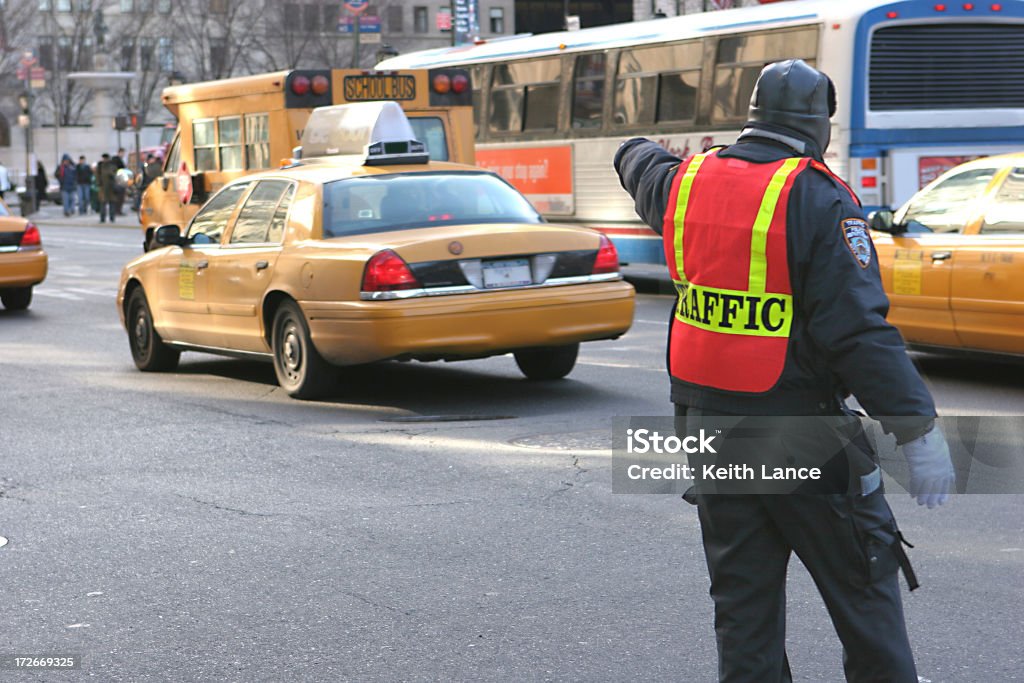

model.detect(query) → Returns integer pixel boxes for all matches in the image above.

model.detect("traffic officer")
[614,60,956,682]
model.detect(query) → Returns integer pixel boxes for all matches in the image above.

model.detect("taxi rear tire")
[271,300,333,399]
[514,343,579,380]
[1,286,33,310]
[127,288,180,372]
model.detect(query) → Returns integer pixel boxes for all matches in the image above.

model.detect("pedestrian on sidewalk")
[97,153,118,223]
[113,148,127,216]
[57,154,77,216]
[75,155,93,215]
[34,161,47,210]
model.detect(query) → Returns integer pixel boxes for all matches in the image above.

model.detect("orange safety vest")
[662,150,811,393]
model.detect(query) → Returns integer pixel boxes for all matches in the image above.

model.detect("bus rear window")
[407,117,448,161]
[322,172,542,238]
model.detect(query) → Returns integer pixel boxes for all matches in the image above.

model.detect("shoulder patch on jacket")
[842,218,872,268]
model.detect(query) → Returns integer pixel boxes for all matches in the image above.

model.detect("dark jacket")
[614,130,935,443]
[75,162,93,185]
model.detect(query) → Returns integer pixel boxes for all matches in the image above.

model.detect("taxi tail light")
[20,223,41,247]
[362,250,420,292]
[592,235,620,274]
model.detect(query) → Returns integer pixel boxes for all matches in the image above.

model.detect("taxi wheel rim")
[132,306,151,360]
[279,319,303,383]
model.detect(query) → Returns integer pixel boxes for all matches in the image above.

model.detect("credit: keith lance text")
[626,464,822,481]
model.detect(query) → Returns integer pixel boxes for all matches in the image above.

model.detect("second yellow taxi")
[0,200,47,311]
[871,152,1024,359]
[117,102,636,397]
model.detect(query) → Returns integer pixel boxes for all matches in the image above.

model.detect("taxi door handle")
[196,260,209,270]
[931,251,952,261]
[255,260,269,271]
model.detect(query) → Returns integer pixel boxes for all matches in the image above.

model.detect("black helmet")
[748,59,836,155]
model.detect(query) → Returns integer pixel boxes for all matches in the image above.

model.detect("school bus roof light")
[291,75,311,96]
[432,73,451,94]
[311,74,330,96]
[451,73,469,94]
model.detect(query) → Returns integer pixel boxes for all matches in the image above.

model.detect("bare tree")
[171,0,263,82]
[32,0,101,126]
[111,3,173,126]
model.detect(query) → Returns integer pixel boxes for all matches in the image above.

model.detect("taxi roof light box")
[301,101,427,166]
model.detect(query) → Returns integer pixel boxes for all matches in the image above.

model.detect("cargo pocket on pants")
[849,490,919,590]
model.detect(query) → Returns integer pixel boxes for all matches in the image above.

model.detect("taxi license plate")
[482,259,532,289]
[343,74,416,101]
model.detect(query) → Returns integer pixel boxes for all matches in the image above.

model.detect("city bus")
[140,67,472,249]
[377,0,1024,265]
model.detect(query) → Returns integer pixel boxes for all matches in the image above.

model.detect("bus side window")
[470,65,485,140]
[614,41,702,127]
[489,58,560,134]
[711,27,818,123]
[245,113,270,170]
[218,116,243,171]
[572,53,605,129]
[193,119,217,172]
[163,133,181,175]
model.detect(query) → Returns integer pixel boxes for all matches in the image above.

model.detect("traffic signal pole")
[21,75,36,216]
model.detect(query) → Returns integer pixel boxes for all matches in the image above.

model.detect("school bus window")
[712,28,818,123]
[164,133,181,173]
[489,58,560,133]
[193,119,217,172]
[218,116,243,172]
[407,117,449,161]
[245,113,270,170]
[572,53,606,129]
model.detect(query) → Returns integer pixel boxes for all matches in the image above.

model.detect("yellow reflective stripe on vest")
[670,153,708,284]
[747,157,803,294]
[675,281,793,338]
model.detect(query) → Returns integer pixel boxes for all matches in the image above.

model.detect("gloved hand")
[901,426,955,508]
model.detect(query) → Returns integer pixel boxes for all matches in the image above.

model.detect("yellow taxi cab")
[0,200,47,310]
[870,152,1024,357]
[117,102,636,397]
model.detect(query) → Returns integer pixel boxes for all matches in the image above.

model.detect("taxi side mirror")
[868,209,895,233]
[154,224,183,246]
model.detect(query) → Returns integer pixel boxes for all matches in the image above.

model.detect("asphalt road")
[1,221,1021,681]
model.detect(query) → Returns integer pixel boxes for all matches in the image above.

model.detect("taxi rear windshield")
[322,171,542,238]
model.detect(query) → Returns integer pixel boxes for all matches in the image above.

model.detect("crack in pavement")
[175,494,276,518]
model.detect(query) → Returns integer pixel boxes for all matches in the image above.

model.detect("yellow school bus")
[139,68,473,250]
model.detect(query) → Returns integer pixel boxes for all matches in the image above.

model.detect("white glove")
[901,426,955,508]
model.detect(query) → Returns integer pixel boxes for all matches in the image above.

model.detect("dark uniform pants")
[696,490,917,682]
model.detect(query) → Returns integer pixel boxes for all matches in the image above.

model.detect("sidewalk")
[19,202,138,230]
